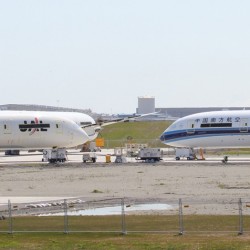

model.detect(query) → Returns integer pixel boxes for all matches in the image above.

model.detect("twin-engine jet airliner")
[0,111,91,150]
[160,110,250,148]
[0,110,152,150]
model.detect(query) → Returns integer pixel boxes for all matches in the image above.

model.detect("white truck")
[82,152,97,163]
[175,148,196,160]
[136,148,163,163]
[42,149,67,163]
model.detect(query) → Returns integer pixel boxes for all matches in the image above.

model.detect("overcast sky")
[1,0,250,114]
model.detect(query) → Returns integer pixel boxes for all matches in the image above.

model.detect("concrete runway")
[0,149,250,165]
[0,150,250,166]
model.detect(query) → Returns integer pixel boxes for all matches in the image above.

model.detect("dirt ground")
[1,151,250,214]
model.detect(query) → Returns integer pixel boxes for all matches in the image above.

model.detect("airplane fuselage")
[160,110,250,148]
[0,111,90,149]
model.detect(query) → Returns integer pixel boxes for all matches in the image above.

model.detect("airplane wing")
[87,112,160,128]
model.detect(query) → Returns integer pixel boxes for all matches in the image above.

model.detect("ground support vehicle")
[114,148,127,163]
[136,148,163,163]
[175,148,196,160]
[42,149,67,163]
[82,152,97,163]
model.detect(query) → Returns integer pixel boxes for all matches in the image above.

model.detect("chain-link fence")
[0,198,249,235]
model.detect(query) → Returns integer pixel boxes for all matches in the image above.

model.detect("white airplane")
[0,111,91,150]
[48,111,101,141]
[160,110,250,148]
[0,110,152,151]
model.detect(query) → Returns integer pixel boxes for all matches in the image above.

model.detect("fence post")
[238,198,243,235]
[64,199,69,234]
[8,199,13,234]
[121,198,126,235]
[178,198,184,235]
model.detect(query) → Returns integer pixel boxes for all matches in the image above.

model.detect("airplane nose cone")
[65,120,90,147]
[74,127,90,144]
[160,134,165,142]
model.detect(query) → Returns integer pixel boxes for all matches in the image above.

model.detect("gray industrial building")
[135,96,250,119]
[155,107,250,119]
[137,96,155,114]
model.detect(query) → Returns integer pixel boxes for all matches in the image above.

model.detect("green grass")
[0,215,247,232]
[99,121,172,148]
[1,215,250,249]
[1,233,250,250]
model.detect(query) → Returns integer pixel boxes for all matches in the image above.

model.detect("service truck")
[136,148,163,163]
[82,152,97,163]
[175,148,196,160]
[42,149,67,163]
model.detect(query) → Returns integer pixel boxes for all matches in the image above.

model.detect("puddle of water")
[39,203,174,216]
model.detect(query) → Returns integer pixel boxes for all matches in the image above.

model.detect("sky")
[1,0,250,114]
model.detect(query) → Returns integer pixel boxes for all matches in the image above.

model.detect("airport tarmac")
[1,150,250,215]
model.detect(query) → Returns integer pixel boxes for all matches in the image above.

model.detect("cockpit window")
[80,122,92,126]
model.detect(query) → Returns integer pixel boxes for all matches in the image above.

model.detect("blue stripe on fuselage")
[161,127,249,143]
